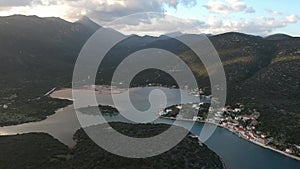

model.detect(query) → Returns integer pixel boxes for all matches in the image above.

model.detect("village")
[159,88,300,160]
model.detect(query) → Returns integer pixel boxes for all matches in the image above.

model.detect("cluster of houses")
[160,102,275,146]
[188,88,205,97]
[208,105,299,156]
[287,145,300,154]
[207,105,274,145]
[284,145,300,155]
[221,119,272,145]
[159,96,300,157]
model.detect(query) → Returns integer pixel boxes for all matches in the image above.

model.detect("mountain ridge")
[0,15,299,146]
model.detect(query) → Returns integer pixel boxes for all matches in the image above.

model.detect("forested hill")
[0,15,299,145]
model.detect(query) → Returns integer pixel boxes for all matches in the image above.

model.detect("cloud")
[107,12,299,36]
[0,0,199,34]
[109,14,205,36]
[227,0,247,11]
[286,14,299,23]
[199,15,299,35]
[207,17,223,28]
[0,2,77,20]
[266,9,282,15]
[78,0,166,22]
[0,0,297,36]
[203,0,249,14]
[0,0,197,22]
[180,0,197,7]
[0,0,33,7]
[245,7,255,13]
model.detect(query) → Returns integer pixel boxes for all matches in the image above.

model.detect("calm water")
[167,120,300,169]
[0,87,299,169]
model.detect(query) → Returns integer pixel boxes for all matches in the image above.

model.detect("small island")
[78,105,119,116]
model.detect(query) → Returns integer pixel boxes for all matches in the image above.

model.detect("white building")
[285,148,294,154]
[215,111,224,117]
[176,105,183,109]
[166,109,172,113]
[192,104,198,108]
[193,116,201,121]
[233,108,242,113]
[3,104,8,109]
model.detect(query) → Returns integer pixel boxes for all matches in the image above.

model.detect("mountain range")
[0,15,299,145]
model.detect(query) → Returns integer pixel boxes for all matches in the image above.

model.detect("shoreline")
[160,116,300,161]
[52,87,300,162]
[2,86,300,162]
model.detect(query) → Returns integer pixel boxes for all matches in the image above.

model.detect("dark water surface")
[0,87,299,169]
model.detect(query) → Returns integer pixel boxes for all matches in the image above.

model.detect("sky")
[0,0,299,36]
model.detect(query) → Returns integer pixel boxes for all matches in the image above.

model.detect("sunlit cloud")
[203,0,249,14]
[286,14,299,23]
[0,0,298,36]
